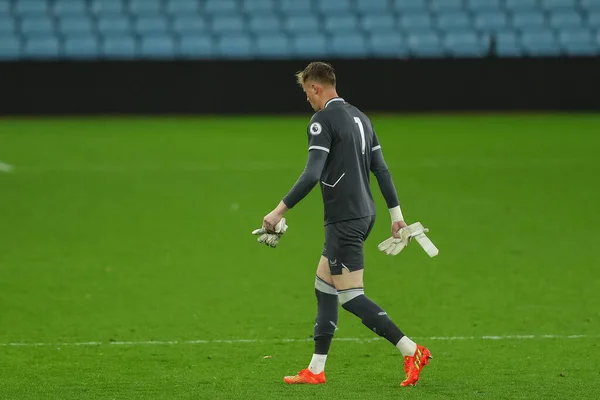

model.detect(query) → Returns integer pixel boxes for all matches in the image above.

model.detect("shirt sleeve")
[282,149,328,209]
[306,116,333,154]
[370,133,400,209]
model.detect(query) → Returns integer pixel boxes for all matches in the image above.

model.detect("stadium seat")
[20,16,56,38]
[331,33,368,57]
[90,0,124,15]
[135,16,169,35]
[64,36,100,58]
[256,35,292,58]
[393,0,428,12]
[0,36,21,60]
[317,0,352,14]
[211,15,246,34]
[581,0,600,11]
[58,16,95,35]
[172,16,206,35]
[53,0,88,16]
[465,0,503,12]
[356,0,390,13]
[279,0,313,14]
[512,11,547,30]
[204,0,239,15]
[558,29,598,55]
[140,35,176,59]
[249,14,282,33]
[407,31,445,57]
[369,32,409,57]
[540,0,578,10]
[129,0,164,16]
[521,30,562,56]
[292,34,329,57]
[97,16,132,36]
[14,0,48,16]
[285,15,320,33]
[0,16,16,35]
[179,35,215,58]
[444,31,487,56]
[437,12,472,32]
[549,11,584,30]
[504,0,538,11]
[588,12,600,28]
[0,2,10,14]
[24,37,61,59]
[429,0,465,13]
[361,14,397,33]
[325,15,359,33]
[399,13,433,32]
[492,31,523,56]
[217,35,253,58]
[102,35,138,58]
[241,0,275,14]
[474,11,509,32]
[165,0,200,15]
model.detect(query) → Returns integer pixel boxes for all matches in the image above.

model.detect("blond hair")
[295,62,336,87]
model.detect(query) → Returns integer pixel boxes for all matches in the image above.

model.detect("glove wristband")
[389,206,404,222]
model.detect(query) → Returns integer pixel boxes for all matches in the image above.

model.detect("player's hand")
[252,218,288,248]
[263,210,284,233]
[392,220,409,239]
[379,223,412,256]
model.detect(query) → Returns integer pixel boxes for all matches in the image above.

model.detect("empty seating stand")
[0,0,598,60]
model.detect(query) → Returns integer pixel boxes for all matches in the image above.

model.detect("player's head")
[296,62,337,112]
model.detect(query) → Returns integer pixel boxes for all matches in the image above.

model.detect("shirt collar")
[324,97,345,108]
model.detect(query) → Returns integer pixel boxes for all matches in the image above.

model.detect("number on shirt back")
[353,117,366,155]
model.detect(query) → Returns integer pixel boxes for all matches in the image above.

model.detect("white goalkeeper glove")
[252,218,288,248]
[378,222,439,258]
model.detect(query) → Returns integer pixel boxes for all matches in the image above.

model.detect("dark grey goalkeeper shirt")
[283,97,399,225]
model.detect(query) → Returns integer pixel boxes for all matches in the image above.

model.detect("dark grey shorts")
[322,215,376,275]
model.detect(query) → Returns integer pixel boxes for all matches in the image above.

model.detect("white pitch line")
[0,161,14,173]
[0,334,598,348]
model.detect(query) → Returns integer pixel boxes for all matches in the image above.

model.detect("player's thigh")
[331,268,364,291]
[316,255,334,286]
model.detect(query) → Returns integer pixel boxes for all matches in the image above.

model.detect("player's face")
[302,82,320,112]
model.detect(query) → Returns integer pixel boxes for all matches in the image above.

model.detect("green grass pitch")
[1,115,599,399]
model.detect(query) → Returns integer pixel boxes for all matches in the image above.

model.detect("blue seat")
[217,35,253,58]
[0,16,16,35]
[165,0,200,15]
[90,0,124,15]
[399,13,433,32]
[356,0,390,13]
[549,11,583,29]
[325,15,358,33]
[558,29,598,55]
[465,0,503,11]
[101,35,138,58]
[437,12,472,32]
[64,35,99,58]
[53,0,88,16]
[0,2,11,14]
[97,16,132,36]
[588,12,600,28]
[505,0,538,11]
[407,31,445,57]
[0,36,21,60]
[429,0,464,13]
[58,16,95,35]
[362,14,396,33]
[205,0,238,15]
[444,31,486,56]
[249,15,282,33]
[179,35,214,58]
[292,34,329,57]
[512,11,547,30]
[581,0,600,11]
[14,0,48,16]
[140,35,176,58]
[211,15,246,34]
[540,0,578,10]
[129,0,164,16]
[521,30,561,56]
[242,0,276,14]
[21,16,55,37]
[393,0,428,12]
[331,33,368,57]
[317,0,352,14]
[493,31,523,56]
[369,32,409,57]
[285,15,320,33]
[135,16,169,35]
[474,11,508,32]
[256,35,291,58]
[279,0,313,14]
[24,37,60,58]
[173,16,206,35]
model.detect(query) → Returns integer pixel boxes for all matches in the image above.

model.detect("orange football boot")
[401,344,432,387]
[284,368,326,384]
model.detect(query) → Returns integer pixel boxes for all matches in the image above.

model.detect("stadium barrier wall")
[1,57,599,115]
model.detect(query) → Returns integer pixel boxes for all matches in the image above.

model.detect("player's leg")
[283,256,337,385]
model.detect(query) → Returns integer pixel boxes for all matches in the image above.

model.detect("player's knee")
[340,291,392,338]
[338,287,364,306]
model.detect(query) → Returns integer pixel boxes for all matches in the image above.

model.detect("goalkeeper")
[255,62,433,387]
